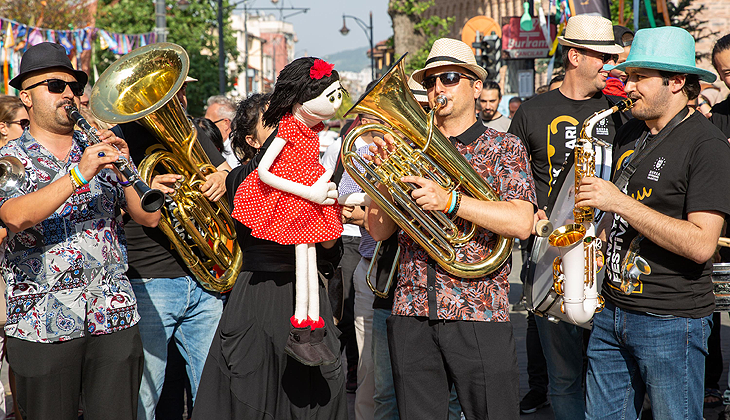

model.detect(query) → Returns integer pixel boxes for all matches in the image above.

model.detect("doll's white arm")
[258,136,338,205]
[338,192,372,207]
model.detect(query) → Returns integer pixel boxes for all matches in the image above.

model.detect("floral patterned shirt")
[0,130,139,343]
[392,121,537,322]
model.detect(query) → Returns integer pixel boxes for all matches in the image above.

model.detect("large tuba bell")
[341,54,512,278]
[90,43,242,293]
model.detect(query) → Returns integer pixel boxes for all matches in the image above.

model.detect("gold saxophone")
[548,98,633,325]
[341,54,512,279]
[90,43,242,293]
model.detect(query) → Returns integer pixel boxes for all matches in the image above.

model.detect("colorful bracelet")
[69,171,83,190]
[118,177,132,187]
[449,191,462,219]
[443,191,456,213]
[71,166,89,186]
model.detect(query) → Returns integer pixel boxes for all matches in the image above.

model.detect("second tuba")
[341,54,512,279]
[90,43,242,293]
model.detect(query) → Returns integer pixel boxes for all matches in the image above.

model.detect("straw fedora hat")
[411,38,488,84]
[604,26,716,82]
[557,15,623,55]
[407,75,428,104]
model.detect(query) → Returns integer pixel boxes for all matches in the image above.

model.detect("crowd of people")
[2,12,730,420]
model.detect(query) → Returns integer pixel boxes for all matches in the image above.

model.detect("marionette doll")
[231,57,345,366]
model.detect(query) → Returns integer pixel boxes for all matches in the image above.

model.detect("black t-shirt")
[112,121,226,279]
[603,112,730,317]
[509,89,625,209]
[710,97,730,138]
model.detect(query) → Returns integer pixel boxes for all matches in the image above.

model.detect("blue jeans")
[585,302,711,420]
[131,276,223,420]
[535,315,585,420]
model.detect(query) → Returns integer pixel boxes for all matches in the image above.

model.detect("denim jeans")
[585,302,711,420]
[131,275,223,420]
[535,315,586,420]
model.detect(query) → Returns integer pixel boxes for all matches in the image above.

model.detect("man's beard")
[481,109,496,120]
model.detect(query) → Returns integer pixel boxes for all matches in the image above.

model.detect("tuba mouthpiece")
[436,95,447,106]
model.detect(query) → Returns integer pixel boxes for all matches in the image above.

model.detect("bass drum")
[524,145,612,329]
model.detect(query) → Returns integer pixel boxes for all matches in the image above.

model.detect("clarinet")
[65,105,165,212]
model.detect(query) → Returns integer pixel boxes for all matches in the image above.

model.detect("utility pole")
[155,0,167,42]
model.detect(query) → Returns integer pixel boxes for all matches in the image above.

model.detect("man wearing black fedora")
[0,42,161,419]
[508,14,627,418]
[578,26,730,420]
[367,38,536,420]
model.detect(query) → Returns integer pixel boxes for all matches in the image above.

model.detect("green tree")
[0,0,92,30]
[389,0,453,75]
[95,0,239,117]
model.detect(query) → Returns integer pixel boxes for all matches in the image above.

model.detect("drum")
[524,145,612,329]
[713,263,730,312]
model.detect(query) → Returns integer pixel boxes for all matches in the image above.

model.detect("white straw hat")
[557,15,624,55]
[407,75,428,104]
[411,38,488,84]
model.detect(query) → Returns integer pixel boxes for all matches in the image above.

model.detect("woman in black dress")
[191,93,347,420]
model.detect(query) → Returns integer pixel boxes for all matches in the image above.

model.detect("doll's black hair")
[262,57,340,127]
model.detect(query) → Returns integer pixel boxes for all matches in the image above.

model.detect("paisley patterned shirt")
[0,130,139,343]
[392,122,537,322]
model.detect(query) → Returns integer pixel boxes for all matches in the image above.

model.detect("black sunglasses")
[7,119,30,129]
[24,78,85,97]
[422,72,476,89]
[576,48,619,64]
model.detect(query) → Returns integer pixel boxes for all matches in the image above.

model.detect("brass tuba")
[341,54,512,279]
[547,98,633,325]
[90,43,242,293]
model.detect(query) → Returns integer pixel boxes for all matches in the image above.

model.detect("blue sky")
[235,0,393,57]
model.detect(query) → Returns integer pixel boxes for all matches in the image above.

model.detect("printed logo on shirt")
[631,187,652,201]
[547,115,580,197]
[647,157,666,182]
[595,117,610,136]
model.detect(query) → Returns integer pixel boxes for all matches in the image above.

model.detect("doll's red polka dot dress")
[232,112,342,245]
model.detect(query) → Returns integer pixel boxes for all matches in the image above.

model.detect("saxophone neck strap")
[613,106,689,192]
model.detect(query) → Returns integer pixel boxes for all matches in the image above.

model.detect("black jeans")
[7,325,144,420]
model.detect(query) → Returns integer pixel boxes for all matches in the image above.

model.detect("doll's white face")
[299,81,344,121]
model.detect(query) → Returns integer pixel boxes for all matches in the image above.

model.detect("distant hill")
[323,46,370,73]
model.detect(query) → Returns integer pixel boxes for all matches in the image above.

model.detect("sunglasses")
[7,119,30,129]
[576,48,619,64]
[24,78,85,97]
[422,72,476,89]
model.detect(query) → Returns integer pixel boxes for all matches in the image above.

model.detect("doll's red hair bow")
[310,59,334,80]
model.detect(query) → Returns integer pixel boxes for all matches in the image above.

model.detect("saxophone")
[548,98,633,326]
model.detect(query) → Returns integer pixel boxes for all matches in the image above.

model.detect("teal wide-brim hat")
[604,26,716,83]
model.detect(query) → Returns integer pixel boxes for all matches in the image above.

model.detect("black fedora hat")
[9,42,88,90]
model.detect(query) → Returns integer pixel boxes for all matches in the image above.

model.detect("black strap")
[613,107,689,191]
[545,153,575,217]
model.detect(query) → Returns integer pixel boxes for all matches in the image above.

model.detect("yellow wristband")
[69,171,82,190]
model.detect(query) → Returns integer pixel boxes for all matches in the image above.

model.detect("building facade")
[230,12,297,98]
